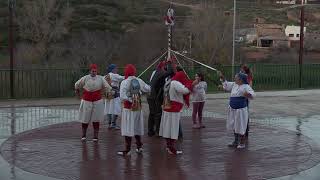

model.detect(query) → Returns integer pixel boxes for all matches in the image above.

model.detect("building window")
[296,34,300,37]
[289,34,294,37]
[261,39,273,47]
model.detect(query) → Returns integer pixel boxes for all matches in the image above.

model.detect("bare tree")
[17,0,73,65]
[184,4,233,65]
[116,23,167,68]
[15,42,42,67]
[68,30,121,68]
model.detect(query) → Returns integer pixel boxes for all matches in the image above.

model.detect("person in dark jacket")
[147,61,174,137]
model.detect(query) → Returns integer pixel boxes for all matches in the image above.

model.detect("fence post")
[299,64,302,88]
[9,0,15,99]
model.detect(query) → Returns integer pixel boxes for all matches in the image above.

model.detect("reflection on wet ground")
[0,105,226,139]
[0,105,79,180]
[0,103,319,180]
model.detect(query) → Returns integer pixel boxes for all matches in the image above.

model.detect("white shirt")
[192,81,207,102]
[75,75,111,92]
[120,76,151,102]
[222,81,255,98]
[169,80,190,104]
[106,72,125,88]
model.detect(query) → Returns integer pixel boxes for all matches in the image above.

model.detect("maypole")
[165,2,175,61]
[139,1,220,79]
[137,2,175,78]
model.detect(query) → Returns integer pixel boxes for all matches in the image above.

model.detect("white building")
[285,25,306,41]
[276,0,296,4]
[276,0,311,4]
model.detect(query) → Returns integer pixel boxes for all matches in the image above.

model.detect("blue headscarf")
[237,73,248,84]
[107,64,116,73]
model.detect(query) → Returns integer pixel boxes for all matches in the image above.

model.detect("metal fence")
[0,105,79,138]
[0,64,320,99]
[0,105,287,138]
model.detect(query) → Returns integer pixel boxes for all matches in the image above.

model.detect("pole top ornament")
[164,7,175,26]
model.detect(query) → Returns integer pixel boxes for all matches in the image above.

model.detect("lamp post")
[232,0,236,78]
[9,0,15,99]
[298,0,305,88]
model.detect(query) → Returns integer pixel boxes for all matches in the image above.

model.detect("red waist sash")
[164,101,183,112]
[82,89,102,102]
[124,100,132,109]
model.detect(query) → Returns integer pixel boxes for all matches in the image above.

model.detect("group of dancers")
[74,61,255,156]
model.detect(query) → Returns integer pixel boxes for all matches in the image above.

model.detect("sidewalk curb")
[0,89,319,108]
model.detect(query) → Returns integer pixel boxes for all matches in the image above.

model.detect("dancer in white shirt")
[75,64,111,142]
[104,64,124,130]
[219,72,255,149]
[117,64,151,156]
[159,71,192,155]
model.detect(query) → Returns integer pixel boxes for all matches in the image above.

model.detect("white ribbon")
[171,50,218,72]
[138,51,168,78]
[171,51,190,79]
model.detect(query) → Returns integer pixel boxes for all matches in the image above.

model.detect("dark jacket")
[148,63,174,103]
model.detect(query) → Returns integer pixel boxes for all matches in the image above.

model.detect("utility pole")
[189,33,192,55]
[299,0,305,88]
[9,0,15,99]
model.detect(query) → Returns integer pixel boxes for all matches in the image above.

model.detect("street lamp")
[8,0,15,99]
[232,0,236,77]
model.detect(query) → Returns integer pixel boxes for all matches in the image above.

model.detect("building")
[296,0,308,3]
[278,0,320,4]
[236,28,257,44]
[296,0,320,4]
[255,24,289,48]
[276,0,297,4]
[285,25,307,41]
[307,0,320,4]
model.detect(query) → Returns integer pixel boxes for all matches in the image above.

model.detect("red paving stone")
[1,118,320,180]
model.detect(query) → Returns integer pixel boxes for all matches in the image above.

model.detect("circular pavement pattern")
[1,118,320,180]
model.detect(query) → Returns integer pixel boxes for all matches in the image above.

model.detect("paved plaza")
[1,90,320,180]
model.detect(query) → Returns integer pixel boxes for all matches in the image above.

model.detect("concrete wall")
[285,26,306,41]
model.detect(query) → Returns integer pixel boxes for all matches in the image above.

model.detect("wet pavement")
[0,90,320,180]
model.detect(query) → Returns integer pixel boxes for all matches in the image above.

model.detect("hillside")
[0,0,319,67]
[0,0,190,67]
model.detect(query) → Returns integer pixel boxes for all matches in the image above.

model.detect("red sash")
[82,89,102,102]
[164,101,183,112]
[124,100,132,109]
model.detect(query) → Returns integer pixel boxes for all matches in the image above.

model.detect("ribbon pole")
[171,51,190,79]
[171,50,218,72]
[138,51,168,78]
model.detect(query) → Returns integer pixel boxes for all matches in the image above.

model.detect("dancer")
[104,64,125,130]
[240,64,253,87]
[147,61,174,137]
[192,72,207,129]
[159,71,192,155]
[219,72,255,149]
[240,64,254,137]
[75,64,111,142]
[117,64,151,156]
